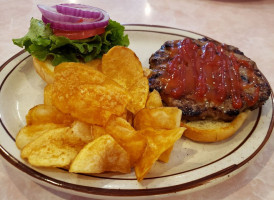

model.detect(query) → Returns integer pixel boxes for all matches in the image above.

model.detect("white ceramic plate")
[0,25,273,199]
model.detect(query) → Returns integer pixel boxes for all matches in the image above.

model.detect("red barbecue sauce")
[160,38,259,109]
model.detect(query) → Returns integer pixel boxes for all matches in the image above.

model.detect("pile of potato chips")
[16,46,185,182]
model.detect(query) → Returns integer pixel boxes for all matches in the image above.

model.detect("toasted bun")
[32,57,55,84]
[181,111,249,142]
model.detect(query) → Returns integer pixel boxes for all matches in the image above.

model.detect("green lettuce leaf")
[12,18,130,66]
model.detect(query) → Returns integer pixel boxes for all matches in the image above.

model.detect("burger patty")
[149,37,271,121]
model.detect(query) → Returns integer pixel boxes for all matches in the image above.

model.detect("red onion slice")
[37,5,82,23]
[42,10,109,31]
[38,3,110,31]
[56,4,104,19]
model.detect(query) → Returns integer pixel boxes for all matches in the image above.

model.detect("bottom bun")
[32,57,55,84]
[181,111,249,142]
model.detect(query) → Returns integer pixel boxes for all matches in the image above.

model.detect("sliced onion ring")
[42,12,109,31]
[56,4,103,19]
[39,3,110,31]
[37,5,83,23]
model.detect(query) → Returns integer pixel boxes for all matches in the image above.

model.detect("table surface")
[1,0,274,199]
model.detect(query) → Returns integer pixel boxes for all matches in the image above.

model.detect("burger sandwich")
[148,37,271,142]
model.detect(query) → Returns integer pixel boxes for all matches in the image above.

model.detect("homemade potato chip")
[44,84,54,105]
[52,63,129,125]
[70,83,128,115]
[21,127,88,167]
[134,107,182,130]
[105,116,147,167]
[70,135,131,174]
[146,90,163,109]
[52,62,107,113]
[101,46,144,89]
[16,123,65,149]
[26,104,74,125]
[54,62,107,85]
[102,46,150,115]
[127,76,149,114]
[135,127,186,181]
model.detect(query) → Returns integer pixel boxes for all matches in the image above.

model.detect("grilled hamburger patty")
[149,37,271,121]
